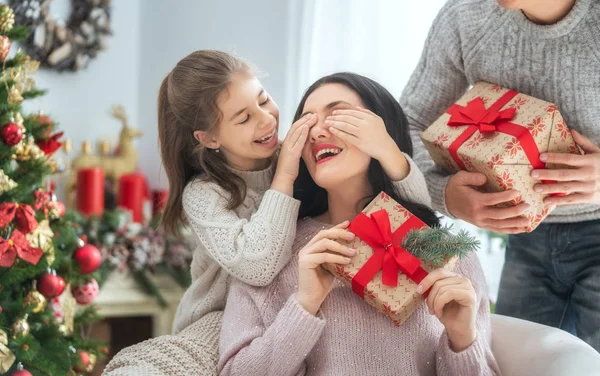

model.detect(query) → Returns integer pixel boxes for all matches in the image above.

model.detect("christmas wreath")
[10,0,112,72]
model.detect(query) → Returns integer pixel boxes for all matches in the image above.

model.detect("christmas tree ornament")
[73,243,102,274]
[1,122,23,146]
[7,86,23,105]
[13,136,45,161]
[86,353,97,372]
[0,169,17,195]
[36,131,63,155]
[38,270,66,298]
[71,278,99,305]
[50,297,63,323]
[73,350,90,372]
[24,286,47,314]
[0,35,10,62]
[26,219,55,265]
[11,362,32,376]
[11,315,30,338]
[0,4,15,32]
[57,324,71,336]
[0,202,39,232]
[54,200,66,217]
[0,230,43,267]
[0,329,16,374]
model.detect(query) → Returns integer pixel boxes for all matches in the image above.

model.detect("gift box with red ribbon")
[322,192,458,327]
[421,82,581,232]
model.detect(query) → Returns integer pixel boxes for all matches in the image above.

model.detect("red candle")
[118,173,145,222]
[76,167,105,216]
[152,190,169,217]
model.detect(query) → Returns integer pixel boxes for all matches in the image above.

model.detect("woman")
[218,73,501,376]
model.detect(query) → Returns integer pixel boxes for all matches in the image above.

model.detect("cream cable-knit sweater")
[401,0,600,221]
[104,155,432,376]
[172,162,301,334]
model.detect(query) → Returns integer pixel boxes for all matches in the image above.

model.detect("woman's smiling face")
[300,83,371,190]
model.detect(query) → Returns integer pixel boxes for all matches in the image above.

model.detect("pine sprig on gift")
[402,224,480,268]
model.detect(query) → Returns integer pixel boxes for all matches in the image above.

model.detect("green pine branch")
[3,25,29,41]
[402,224,480,268]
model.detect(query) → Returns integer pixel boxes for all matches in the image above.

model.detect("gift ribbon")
[446,90,560,194]
[349,209,429,298]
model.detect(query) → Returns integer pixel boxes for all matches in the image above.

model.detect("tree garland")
[10,0,112,72]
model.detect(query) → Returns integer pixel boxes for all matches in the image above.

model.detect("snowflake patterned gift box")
[322,192,458,327]
[421,82,581,232]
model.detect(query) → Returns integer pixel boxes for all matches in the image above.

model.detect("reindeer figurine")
[67,105,143,208]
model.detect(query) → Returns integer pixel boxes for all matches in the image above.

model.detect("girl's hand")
[272,114,317,195]
[296,221,356,315]
[417,269,478,352]
[325,107,409,180]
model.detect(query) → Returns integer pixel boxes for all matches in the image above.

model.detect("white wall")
[20,0,142,157]
[137,0,292,189]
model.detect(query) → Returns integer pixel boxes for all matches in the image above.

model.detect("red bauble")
[11,370,32,376]
[0,35,10,62]
[73,244,102,274]
[2,123,23,146]
[55,200,66,217]
[38,271,66,298]
[71,278,99,305]
[73,350,90,372]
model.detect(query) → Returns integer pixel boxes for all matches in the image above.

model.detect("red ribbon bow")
[0,203,39,233]
[349,209,429,298]
[36,131,64,155]
[447,97,517,134]
[446,90,545,171]
[0,230,43,267]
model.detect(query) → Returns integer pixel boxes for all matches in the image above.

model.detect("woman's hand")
[417,269,478,352]
[272,114,317,195]
[296,221,356,315]
[325,107,409,180]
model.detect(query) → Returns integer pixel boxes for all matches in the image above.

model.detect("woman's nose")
[309,118,331,142]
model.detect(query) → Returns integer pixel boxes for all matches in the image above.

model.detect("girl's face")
[214,73,280,171]
[300,83,371,190]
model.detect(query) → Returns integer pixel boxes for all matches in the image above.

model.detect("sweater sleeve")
[435,253,502,376]
[183,181,300,286]
[103,311,223,376]
[399,1,470,216]
[219,283,326,376]
[392,153,433,208]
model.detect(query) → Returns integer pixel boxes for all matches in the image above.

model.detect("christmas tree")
[0,5,105,375]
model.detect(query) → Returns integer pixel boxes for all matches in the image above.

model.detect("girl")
[219,73,500,375]
[158,51,315,336]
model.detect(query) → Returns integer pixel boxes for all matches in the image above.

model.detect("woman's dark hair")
[293,72,439,227]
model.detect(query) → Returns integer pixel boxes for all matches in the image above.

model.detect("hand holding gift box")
[320,192,478,327]
[421,82,582,232]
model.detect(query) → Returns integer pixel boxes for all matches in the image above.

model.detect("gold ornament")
[61,286,76,334]
[0,329,16,374]
[25,290,47,313]
[0,169,17,194]
[3,60,39,96]
[14,113,24,127]
[12,315,30,338]
[0,35,10,62]
[57,324,71,336]
[13,136,45,161]
[86,353,97,372]
[0,5,15,33]
[7,85,23,105]
[27,220,55,265]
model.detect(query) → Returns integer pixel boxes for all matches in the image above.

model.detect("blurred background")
[1,0,507,374]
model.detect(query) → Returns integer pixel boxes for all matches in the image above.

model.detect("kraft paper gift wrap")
[323,192,457,327]
[421,82,581,232]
